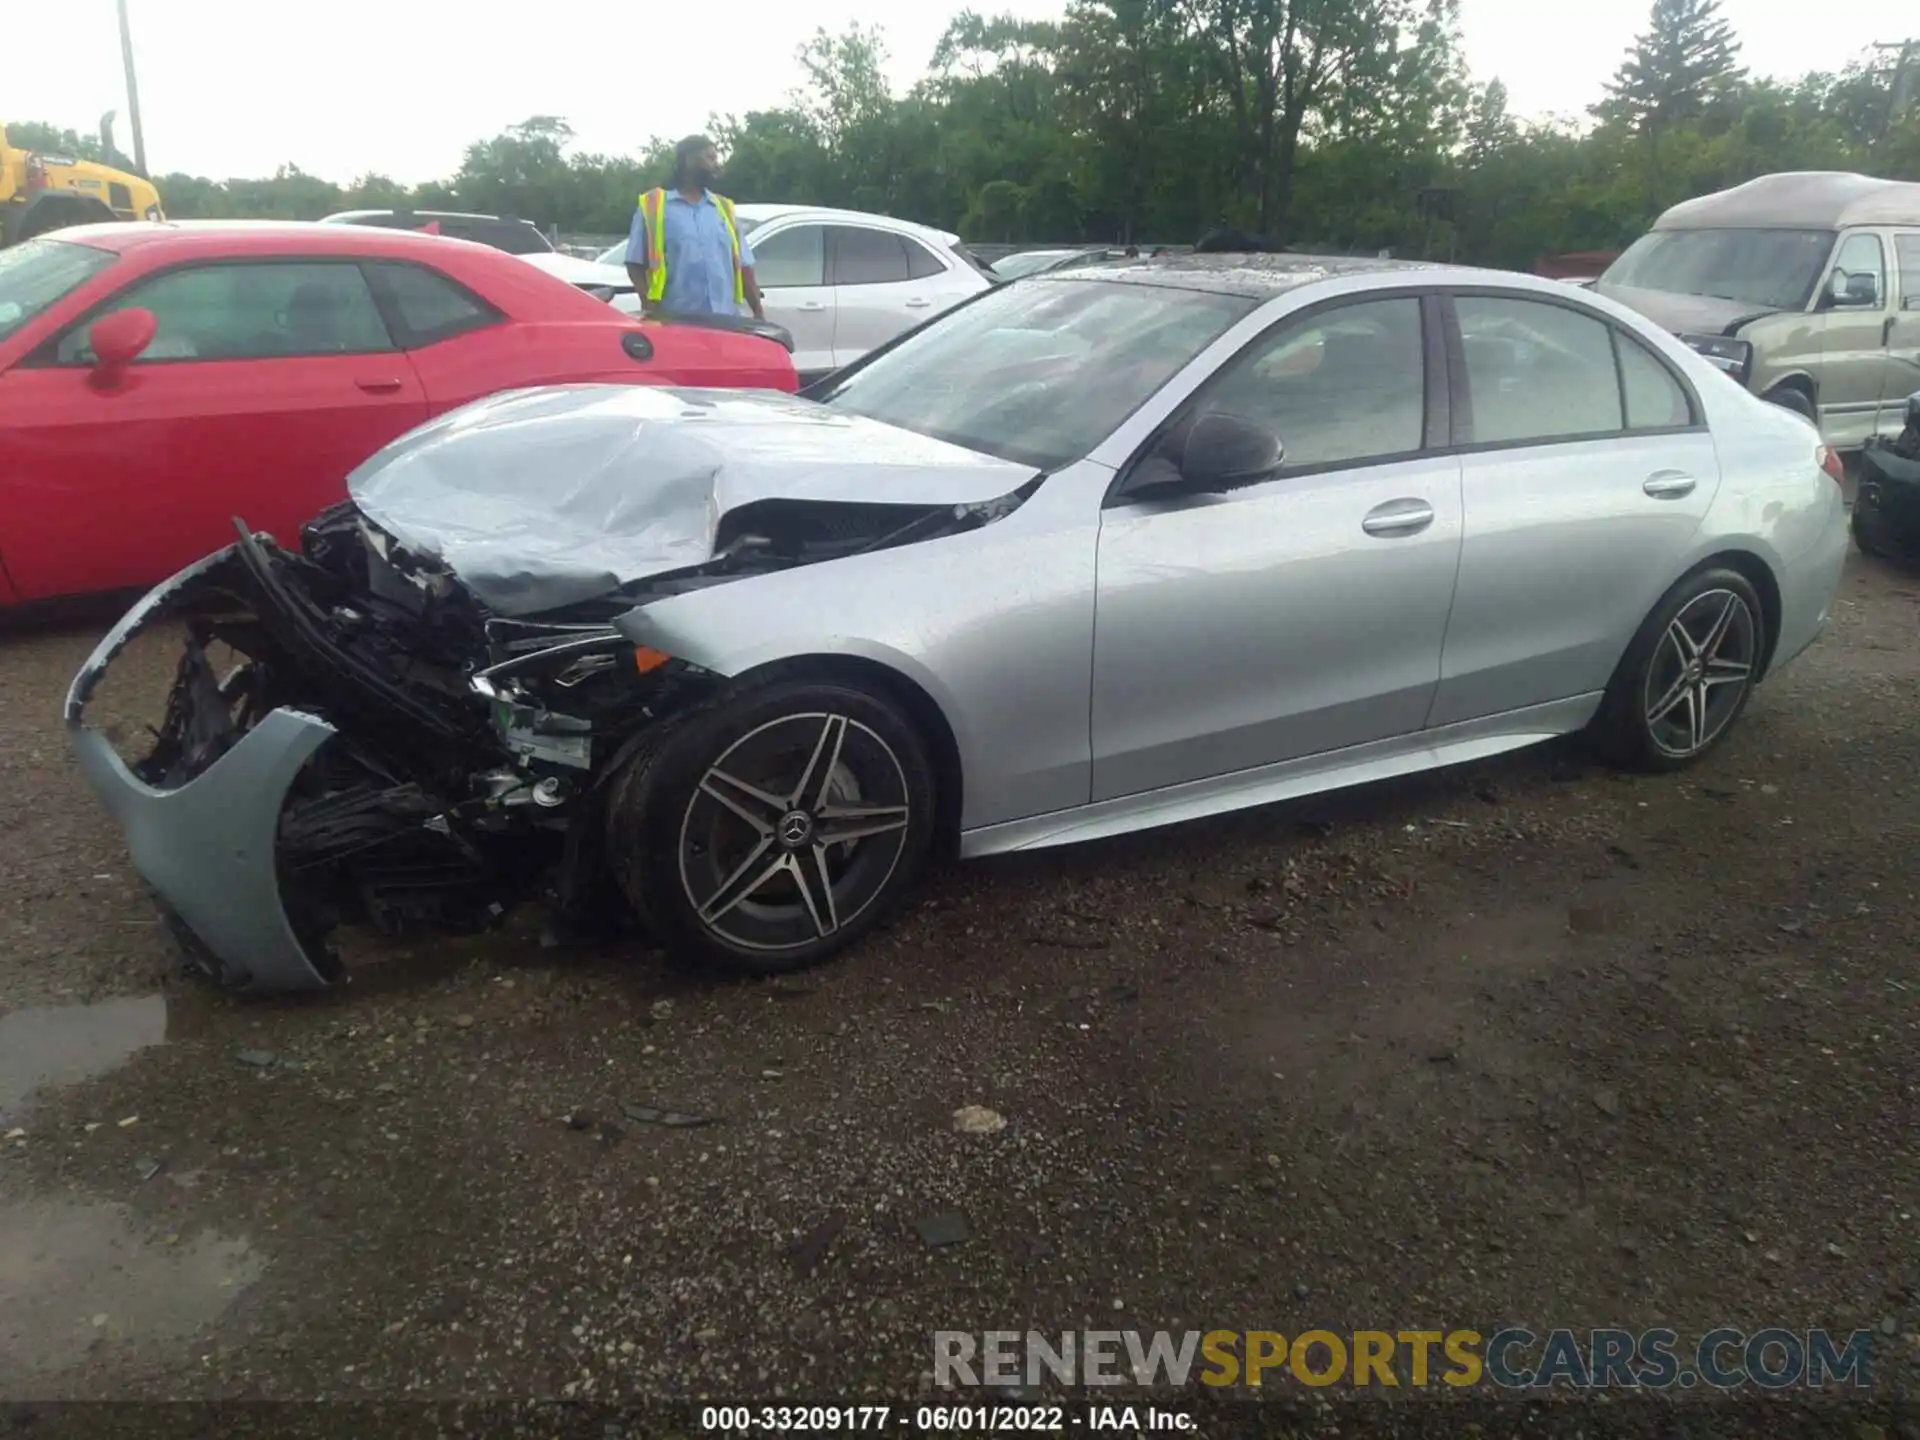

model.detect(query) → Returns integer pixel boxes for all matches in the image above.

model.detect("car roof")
[732,203,961,247]
[1031,252,1444,298]
[1653,171,1920,231]
[46,219,509,260]
[320,209,539,226]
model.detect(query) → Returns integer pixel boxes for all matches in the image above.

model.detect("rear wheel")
[606,679,937,975]
[1590,567,1766,773]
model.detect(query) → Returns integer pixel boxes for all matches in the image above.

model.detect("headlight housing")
[1678,333,1753,386]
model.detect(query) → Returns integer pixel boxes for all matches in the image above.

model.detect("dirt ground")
[2,545,1918,1434]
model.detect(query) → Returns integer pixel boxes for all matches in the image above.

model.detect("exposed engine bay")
[65,487,1027,991]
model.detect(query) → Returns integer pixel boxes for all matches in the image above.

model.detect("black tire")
[1763,385,1817,425]
[605,678,937,976]
[1589,566,1767,773]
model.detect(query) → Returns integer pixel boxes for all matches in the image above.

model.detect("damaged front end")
[67,480,1025,992]
[64,507,714,991]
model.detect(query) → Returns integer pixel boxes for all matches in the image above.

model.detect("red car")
[0,222,797,605]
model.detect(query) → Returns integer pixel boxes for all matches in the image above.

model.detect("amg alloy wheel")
[1640,589,1758,760]
[607,680,937,974]
[1592,566,1766,773]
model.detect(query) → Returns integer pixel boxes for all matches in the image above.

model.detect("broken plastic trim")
[65,544,343,991]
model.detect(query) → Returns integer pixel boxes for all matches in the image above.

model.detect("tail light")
[1817,444,1845,487]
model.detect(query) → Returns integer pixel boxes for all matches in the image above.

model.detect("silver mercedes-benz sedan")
[67,255,1851,990]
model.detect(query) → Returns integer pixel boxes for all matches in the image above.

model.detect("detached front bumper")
[65,546,341,992]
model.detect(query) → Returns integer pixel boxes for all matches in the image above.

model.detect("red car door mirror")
[88,307,159,380]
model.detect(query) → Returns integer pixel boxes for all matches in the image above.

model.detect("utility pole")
[115,0,148,176]
[1868,40,1917,145]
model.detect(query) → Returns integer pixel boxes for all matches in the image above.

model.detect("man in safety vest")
[625,135,766,321]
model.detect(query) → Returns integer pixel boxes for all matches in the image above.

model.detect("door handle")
[1884,315,1897,345]
[1361,498,1434,536]
[356,378,405,394]
[904,297,932,309]
[797,302,828,313]
[1642,470,1697,498]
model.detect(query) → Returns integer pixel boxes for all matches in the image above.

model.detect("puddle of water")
[0,995,169,1121]
[0,1197,262,1398]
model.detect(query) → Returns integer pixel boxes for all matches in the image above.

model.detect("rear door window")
[830,227,911,286]
[364,261,502,347]
[1456,295,1624,444]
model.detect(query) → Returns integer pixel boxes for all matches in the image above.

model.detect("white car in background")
[521,251,644,314]
[596,204,993,381]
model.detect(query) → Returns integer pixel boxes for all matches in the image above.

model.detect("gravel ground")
[2,550,1918,1434]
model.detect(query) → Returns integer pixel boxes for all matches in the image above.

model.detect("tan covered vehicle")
[1598,172,1920,449]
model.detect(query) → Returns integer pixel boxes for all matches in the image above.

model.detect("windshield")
[816,278,1256,469]
[0,238,116,341]
[1601,227,1836,312]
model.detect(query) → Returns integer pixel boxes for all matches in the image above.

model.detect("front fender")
[612,514,1100,831]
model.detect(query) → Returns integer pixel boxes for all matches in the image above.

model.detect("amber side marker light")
[634,647,673,674]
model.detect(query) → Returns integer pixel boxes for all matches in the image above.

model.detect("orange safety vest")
[637,187,745,306]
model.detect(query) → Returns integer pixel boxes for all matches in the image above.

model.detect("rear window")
[364,261,501,347]
[454,221,552,256]
[0,237,116,341]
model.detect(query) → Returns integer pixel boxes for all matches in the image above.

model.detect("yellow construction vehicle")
[2,121,163,247]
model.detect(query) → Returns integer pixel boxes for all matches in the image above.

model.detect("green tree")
[4,121,107,162]
[1597,0,1745,135]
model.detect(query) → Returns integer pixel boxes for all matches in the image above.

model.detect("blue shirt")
[626,189,755,316]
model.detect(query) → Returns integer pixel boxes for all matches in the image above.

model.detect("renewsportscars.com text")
[933,1327,1875,1390]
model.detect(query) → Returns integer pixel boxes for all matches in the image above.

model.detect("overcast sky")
[7,0,1914,184]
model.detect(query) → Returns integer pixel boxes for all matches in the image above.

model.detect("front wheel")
[606,679,937,976]
[1589,567,1766,773]
[1763,386,1817,425]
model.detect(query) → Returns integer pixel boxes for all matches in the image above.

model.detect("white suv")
[598,204,993,381]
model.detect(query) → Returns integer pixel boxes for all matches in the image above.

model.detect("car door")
[742,222,834,377]
[1813,230,1894,447]
[0,258,428,601]
[1884,232,1920,430]
[828,225,942,368]
[1090,292,1465,801]
[1428,290,1719,728]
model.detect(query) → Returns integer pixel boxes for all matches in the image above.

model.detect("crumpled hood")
[346,385,1037,615]
[1593,283,1776,338]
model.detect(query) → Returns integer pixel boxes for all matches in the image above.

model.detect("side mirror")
[88,306,157,381]
[1828,270,1880,308]
[1179,411,1285,491]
